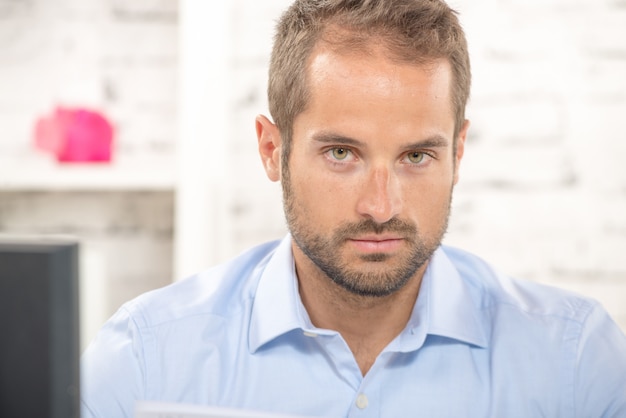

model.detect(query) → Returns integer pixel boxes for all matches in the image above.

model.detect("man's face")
[277,45,467,297]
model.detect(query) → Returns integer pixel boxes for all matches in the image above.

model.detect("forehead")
[297,43,456,140]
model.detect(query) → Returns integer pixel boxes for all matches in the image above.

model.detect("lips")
[348,235,404,253]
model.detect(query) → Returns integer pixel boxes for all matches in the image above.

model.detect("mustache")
[334,217,417,238]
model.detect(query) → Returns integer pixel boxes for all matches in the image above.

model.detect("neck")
[293,243,426,375]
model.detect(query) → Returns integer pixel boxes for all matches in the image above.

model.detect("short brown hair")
[268,0,471,157]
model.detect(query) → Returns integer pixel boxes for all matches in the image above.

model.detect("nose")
[355,165,402,224]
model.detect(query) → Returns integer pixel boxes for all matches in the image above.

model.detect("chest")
[148,333,567,417]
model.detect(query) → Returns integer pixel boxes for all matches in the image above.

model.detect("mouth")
[347,235,405,253]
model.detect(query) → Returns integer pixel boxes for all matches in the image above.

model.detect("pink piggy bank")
[34,107,114,163]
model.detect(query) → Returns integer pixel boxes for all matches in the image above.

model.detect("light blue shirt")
[81,235,626,417]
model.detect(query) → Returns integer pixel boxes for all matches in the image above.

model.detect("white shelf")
[0,153,176,191]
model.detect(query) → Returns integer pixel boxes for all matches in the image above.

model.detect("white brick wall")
[1,0,625,337]
[448,0,626,330]
[0,0,178,156]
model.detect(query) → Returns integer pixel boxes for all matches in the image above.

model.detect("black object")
[0,238,80,418]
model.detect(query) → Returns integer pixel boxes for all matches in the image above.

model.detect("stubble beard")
[281,160,451,298]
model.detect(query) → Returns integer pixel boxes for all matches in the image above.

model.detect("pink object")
[34,107,114,163]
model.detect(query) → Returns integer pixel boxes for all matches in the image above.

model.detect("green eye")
[331,148,350,160]
[407,152,425,163]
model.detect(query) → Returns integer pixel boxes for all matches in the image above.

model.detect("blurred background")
[0,0,624,350]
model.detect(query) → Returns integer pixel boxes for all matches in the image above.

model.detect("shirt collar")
[397,247,488,351]
[248,235,305,353]
[248,236,488,353]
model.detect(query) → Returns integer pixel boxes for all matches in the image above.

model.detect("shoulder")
[80,239,286,416]
[439,246,626,414]
[440,245,598,325]
[121,239,283,329]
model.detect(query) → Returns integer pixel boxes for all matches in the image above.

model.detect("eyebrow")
[311,131,451,150]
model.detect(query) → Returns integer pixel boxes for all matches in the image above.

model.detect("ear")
[256,114,282,182]
[453,119,470,185]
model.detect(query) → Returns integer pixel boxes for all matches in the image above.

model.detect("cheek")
[303,176,351,207]
[401,178,452,217]
[291,170,357,219]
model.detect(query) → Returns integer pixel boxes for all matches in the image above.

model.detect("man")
[81,0,626,417]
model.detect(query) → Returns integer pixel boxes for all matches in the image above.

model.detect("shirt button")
[355,393,369,409]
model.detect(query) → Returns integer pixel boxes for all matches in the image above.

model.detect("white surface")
[0,153,176,191]
[174,0,233,280]
[79,246,108,351]
[135,401,313,418]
